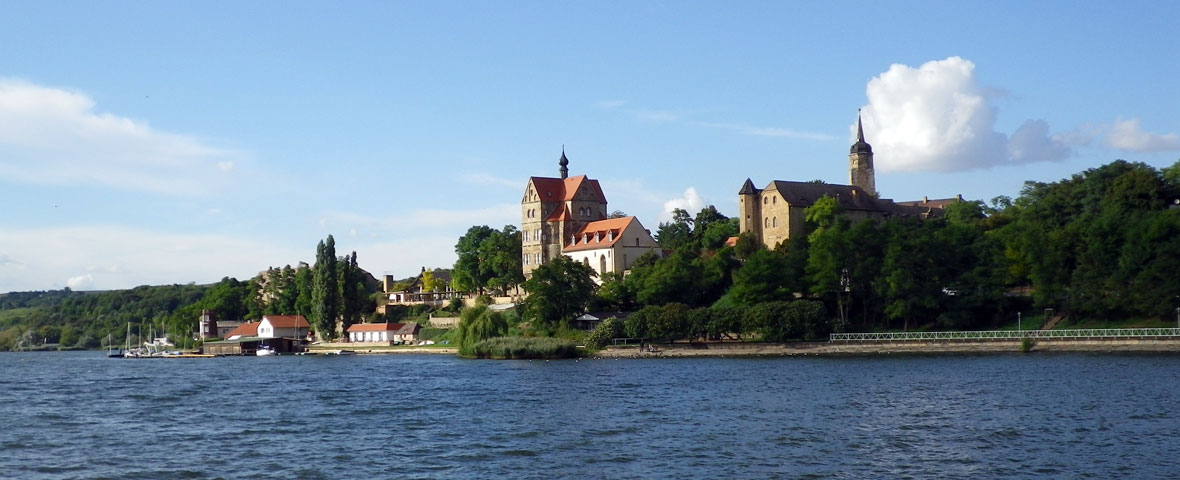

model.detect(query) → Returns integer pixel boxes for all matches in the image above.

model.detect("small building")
[378,268,462,313]
[346,322,421,344]
[562,216,663,283]
[573,311,632,331]
[223,321,260,340]
[258,315,310,339]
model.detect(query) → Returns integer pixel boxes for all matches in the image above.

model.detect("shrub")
[469,336,578,359]
[455,305,508,355]
[585,316,624,350]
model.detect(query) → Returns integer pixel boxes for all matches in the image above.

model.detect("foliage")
[585,316,624,350]
[522,256,597,328]
[311,235,339,340]
[468,336,579,359]
[455,305,509,355]
[452,225,524,295]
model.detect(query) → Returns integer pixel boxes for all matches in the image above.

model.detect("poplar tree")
[311,235,338,340]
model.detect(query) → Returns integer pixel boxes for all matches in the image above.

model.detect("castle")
[521,150,662,280]
[738,114,959,248]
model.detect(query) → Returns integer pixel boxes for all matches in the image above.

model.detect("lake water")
[2,351,1179,479]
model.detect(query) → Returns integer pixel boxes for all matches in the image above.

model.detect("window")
[524,254,529,265]
[772,217,778,227]
[772,196,777,204]
[764,217,769,228]
[763,197,768,204]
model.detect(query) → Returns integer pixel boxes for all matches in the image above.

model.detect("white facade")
[257,316,310,339]
[563,216,662,283]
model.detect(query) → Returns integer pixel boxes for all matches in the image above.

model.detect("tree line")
[520,159,1180,342]
[0,234,376,350]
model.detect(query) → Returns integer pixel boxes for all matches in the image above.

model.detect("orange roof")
[563,216,637,252]
[544,204,570,222]
[347,322,405,332]
[724,236,739,247]
[224,321,259,338]
[528,175,607,203]
[262,315,310,328]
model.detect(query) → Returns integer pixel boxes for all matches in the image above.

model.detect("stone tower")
[849,113,876,197]
[737,178,761,239]
[558,148,569,179]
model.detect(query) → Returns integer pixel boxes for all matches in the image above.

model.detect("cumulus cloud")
[662,187,705,222]
[66,274,95,290]
[859,57,1071,172]
[1106,118,1180,152]
[0,78,242,194]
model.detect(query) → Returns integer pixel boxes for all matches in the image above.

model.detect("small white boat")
[256,346,277,356]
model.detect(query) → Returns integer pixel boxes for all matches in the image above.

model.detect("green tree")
[311,236,339,340]
[522,256,597,328]
[455,304,508,355]
[655,208,694,251]
[452,225,496,294]
[480,226,525,294]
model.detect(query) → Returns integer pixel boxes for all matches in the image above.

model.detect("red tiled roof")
[347,322,404,332]
[262,315,310,328]
[724,236,739,247]
[224,321,259,338]
[563,216,638,252]
[528,175,607,203]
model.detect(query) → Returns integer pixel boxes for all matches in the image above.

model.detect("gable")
[765,181,881,211]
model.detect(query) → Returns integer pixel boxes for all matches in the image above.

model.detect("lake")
[2,351,1178,479]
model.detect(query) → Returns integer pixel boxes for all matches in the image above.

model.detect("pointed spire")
[739,178,758,195]
[851,110,873,154]
[558,145,569,179]
[856,110,865,142]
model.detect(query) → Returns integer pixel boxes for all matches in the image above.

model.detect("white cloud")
[0,226,306,292]
[66,274,95,290]
[694,122,835,141]
[859,57,1071,172]
[0,78,243,194]
[1107,118,1180,152]
[661,187,705,222]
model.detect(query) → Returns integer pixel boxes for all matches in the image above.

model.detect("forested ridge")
[0,234,377,351]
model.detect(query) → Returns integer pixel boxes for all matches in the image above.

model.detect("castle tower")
[849,113,876,196]
[737,178,761,238]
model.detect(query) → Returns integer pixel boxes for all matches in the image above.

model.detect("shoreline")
[597,337,1180,358]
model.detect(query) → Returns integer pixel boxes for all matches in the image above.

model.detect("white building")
[562,216,663,282]
[257,315,310,339]
[346,322,421,344]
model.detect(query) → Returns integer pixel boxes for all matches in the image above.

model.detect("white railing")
[830,328,1180,342]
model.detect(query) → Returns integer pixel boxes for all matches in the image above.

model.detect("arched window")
[772,217,778,227]
[772,196,777,204]
[764,217,769,228]
[600,255,607,274]
[763,197,768,205]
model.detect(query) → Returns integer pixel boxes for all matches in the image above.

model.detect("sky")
[1,1,1178,293]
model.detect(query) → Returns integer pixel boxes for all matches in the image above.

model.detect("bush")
[469,336,578,359]
[455,305,508,355]
[585,316,624,350]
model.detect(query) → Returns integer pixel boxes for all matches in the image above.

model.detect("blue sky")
[2,1,1178,292]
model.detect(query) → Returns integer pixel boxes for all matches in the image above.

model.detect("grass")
[467,336,579,359]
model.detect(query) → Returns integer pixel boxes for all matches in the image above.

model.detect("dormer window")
[594,232,600,242]
[607,231,614,241]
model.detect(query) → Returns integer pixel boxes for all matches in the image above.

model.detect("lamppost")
[1018,312,1022,331]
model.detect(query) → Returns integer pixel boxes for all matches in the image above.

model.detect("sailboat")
[106,333,123,358]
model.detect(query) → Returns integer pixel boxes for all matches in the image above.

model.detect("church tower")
[849,113,876,197]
